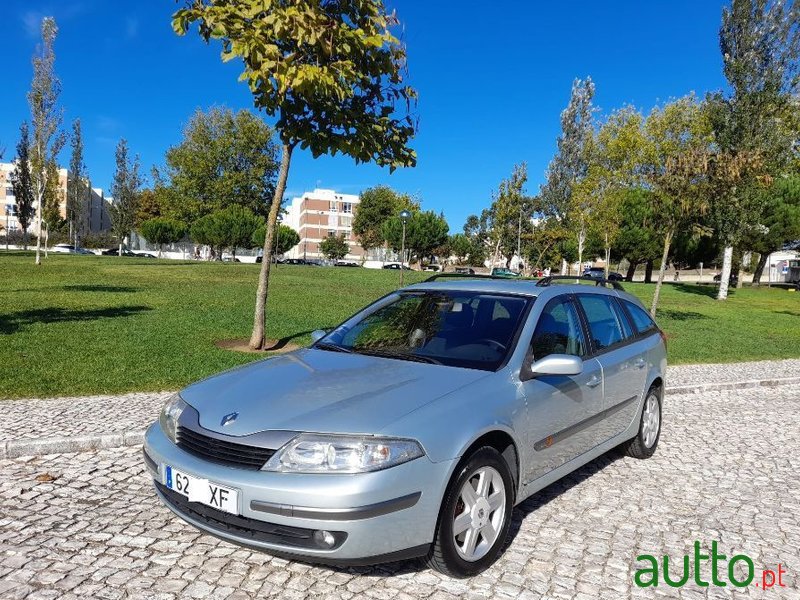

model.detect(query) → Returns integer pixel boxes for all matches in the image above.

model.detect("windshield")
[319,290,532,370]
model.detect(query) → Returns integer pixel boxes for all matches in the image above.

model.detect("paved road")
[1,384,799,599]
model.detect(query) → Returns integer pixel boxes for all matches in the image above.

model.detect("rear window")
[624,301,658,335]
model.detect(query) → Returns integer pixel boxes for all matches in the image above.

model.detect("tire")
[623,385,662,459]
[426,447,514,577]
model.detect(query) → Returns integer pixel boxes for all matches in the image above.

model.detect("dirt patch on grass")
[215,338,300,354]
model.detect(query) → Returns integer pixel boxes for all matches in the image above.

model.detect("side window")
[576,295,628,351]
[611,299,634,339]
[530,298,586,359]
[624,301,658,335]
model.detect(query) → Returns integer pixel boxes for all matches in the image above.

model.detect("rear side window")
[624,301,658,335]
[576,294,630,351]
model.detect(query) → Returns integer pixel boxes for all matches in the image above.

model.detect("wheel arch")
[453,427,521,504]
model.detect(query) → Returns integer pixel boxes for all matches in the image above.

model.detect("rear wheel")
[426,447,513,577]
[624,386,662,459]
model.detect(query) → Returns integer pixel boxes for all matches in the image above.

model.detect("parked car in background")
[454,267,476,275]
[334,261,359,267]
[51,244,95,255]
[490,267,520,278]
[713,272,739,286]
[422,265,442,272]
[100,248,156,258]
[144,277,666,576]
[382,263,412,270]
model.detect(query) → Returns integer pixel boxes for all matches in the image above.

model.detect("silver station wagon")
[143,275,667,577]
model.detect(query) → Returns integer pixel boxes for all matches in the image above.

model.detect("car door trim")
[532,394,639,451]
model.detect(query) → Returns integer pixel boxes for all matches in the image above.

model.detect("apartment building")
[0,161,111,237]
[284,188,364,260]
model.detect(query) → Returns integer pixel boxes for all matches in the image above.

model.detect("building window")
[342,202,352,214]
[5,187,13,197]
[329,200,338,212]
[328,230,336,237]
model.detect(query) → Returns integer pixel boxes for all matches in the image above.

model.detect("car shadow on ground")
[0,305,152,334]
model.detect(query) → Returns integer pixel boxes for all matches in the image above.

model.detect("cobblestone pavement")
[2,359,799,444]
[1,384,798,599]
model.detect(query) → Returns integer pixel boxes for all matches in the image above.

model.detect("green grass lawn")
[2,251,798,398]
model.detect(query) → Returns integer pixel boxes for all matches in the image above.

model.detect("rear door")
[575,293,648,440]
[520,295,605,483]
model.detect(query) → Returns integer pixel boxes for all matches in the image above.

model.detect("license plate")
[164,465,239,515]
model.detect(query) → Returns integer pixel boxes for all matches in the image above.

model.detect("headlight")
[159,394,188,443]
[262,434,425,474]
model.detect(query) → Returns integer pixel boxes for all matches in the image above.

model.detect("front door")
[521,296,605,484]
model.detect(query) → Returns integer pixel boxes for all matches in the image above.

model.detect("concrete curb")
[1,376,799,460]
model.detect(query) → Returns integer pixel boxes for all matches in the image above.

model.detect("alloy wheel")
[452,466,507,562]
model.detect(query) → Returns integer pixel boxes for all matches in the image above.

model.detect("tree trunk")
[561,258,567,276]
[44,223,49,258]
[249,143,293,350]
[645,260,654,283]
[650,229,673,317]
[752,252,769,285]
[35,190,43,265]
[736,251,745,289]
[717,245,734,300]
[604,232,611,280]
[625,261,637,282]
[118,241,123,257]
[577,226,585,281]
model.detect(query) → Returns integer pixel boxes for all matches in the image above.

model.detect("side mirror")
[522,354,583,380]
[310,330,326,344]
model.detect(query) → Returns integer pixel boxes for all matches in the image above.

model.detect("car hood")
[181,348,489,436]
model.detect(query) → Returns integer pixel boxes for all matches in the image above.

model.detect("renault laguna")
[143,276,666,577]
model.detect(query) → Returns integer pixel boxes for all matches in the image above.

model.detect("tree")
[10,123,35,249]
[744,176,800,283]
[137,189,164,224]
[383,210,449,262]
[611,188,662,281]
[540,77,596,273]
[174,0,417,349]
[642,95,713,315]
[109,139,142,256]
[139,217,186,258]
[66,119,86,247]
[710,0,800,299]
[28,17,64,265]
[449,233,472,264]
[319,234,350,261]
[253,223,300,256]
[352,185,415,256]
[483,164,533,267]
[158,107,279,223]
[42,159,64,251]
[190,205,261,259]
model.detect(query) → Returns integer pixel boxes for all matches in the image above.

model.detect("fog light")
[313,530,336,548]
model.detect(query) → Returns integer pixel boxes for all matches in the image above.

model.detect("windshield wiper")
[314,342,353,354]
[354,348,442,365]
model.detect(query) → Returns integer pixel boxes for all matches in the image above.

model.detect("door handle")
[587,375,602,388]
[633,358,646,369]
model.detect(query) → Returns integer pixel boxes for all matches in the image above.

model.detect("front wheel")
[426,447,513,577]
[624,386,662,459]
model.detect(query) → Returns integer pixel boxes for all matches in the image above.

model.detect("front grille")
[176,426,276,470]
[155,482,346,550]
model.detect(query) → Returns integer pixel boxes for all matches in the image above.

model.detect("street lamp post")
[399,209,411,287]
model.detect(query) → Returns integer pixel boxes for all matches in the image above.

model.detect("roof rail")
[422,273,530,283]
[535,275,625,291]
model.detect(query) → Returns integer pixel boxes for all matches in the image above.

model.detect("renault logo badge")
[220,412,239,427]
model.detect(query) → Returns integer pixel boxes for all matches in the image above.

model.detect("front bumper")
[143,422,455,563]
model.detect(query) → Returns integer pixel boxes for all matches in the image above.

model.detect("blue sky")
[1,1,727,231]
